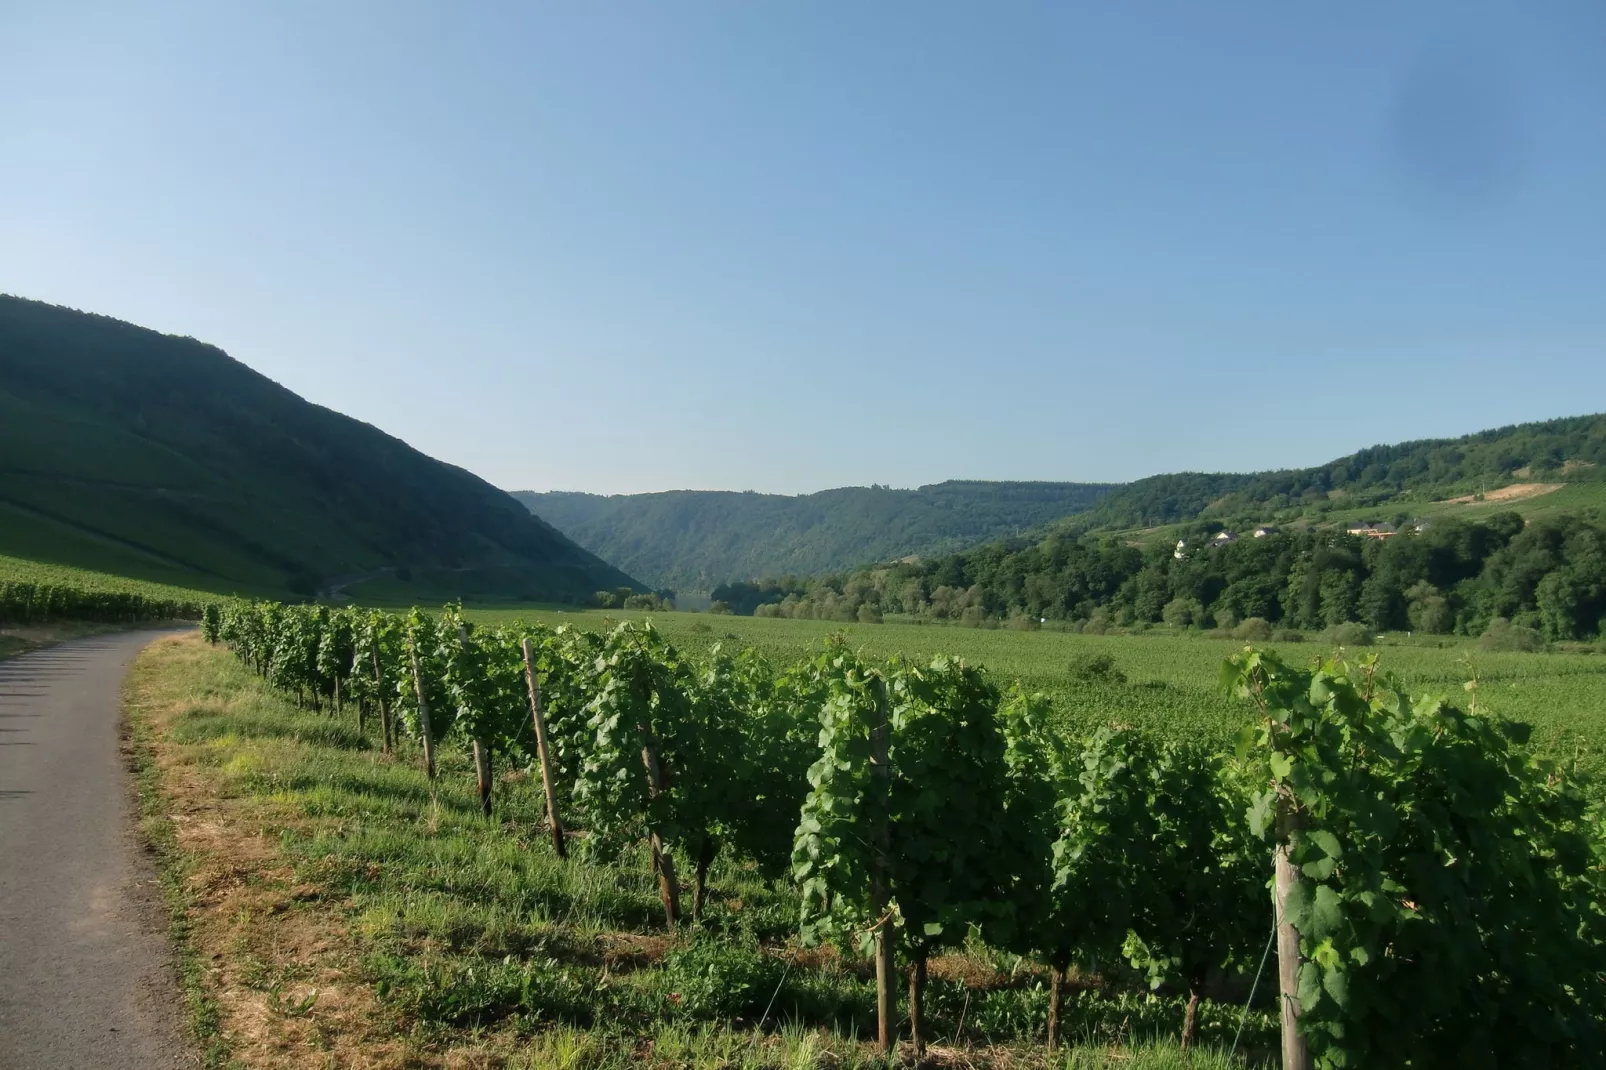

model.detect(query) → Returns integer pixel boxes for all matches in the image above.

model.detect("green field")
[13,544,1602,785]
[465,607,1606,789]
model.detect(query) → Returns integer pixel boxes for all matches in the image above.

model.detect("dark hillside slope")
[517,480,1117,592]
[0,296,637,601]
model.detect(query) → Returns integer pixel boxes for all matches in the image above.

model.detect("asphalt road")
[0,631,190,1070]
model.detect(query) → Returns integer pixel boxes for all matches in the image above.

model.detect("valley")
[4,302,1606,1070]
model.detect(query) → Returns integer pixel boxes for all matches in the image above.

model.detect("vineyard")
[472,609,1606,792]
[0,552,214,626]
[185,598,1606,1067]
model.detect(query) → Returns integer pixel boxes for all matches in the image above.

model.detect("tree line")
[716,511,1606,643]
[207,598,1606,1065]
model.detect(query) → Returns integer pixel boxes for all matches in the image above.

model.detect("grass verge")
[125,671,232,1068]
[125,632,1275,1068]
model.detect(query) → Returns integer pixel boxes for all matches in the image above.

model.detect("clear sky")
[4,2,1604,495]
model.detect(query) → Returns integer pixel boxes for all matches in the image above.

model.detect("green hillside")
[514,480,1117,592]
[1081,413,1606,530]
[723,416,1606,640]
[0,296,638,602]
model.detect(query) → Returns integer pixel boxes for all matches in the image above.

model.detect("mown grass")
[132,633,1277,1068]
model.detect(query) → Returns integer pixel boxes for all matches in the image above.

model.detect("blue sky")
[4,2,1604,495]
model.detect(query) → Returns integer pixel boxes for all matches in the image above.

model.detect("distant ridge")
[515,481,1117,591]
[522,414,1606,594]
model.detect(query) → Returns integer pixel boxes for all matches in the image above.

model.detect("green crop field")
[466,607,1606,789]
[12,544,1603,783]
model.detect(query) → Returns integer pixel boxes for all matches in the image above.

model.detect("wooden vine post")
[407,631,437,780]
[1047,960,1065,1050]
[371,647,393,756]
[868,675,895,1054]
[1275,795,1312,1070]
[470,735,492,814]
[640,740,681,930]
[1181,982,1202,1053]
[908,958,928,1057]
[691,839,716,923]
[459,624,493,818]
[520,638,567,859]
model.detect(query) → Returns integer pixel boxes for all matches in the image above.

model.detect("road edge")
[123,640,233,1070]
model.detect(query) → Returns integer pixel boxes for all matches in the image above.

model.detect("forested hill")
[0,295,638,602]
[1081,414,1606,529]
[515,481,1117,592]
[714,415,1606,640]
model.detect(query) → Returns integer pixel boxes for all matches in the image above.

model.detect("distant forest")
[708,415,1606,641]
[713,511,1606,642]
[535,414,1606,606]
[517,481,1116,592]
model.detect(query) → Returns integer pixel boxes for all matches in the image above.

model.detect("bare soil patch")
[1442,482,1563,505]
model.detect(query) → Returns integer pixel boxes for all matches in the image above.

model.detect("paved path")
[0,631,190,1070]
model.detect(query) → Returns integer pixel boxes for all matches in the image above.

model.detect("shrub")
[1162,597,1204,628]
[1479,617,1545,653]
[1322,622,1373,647]
[1409,594,1454,635]
[1068,652,1126,684]
[855,602,883,624]
[707,601,733,616]
[1231,617,1272,642]
[1082,608,1113,635]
